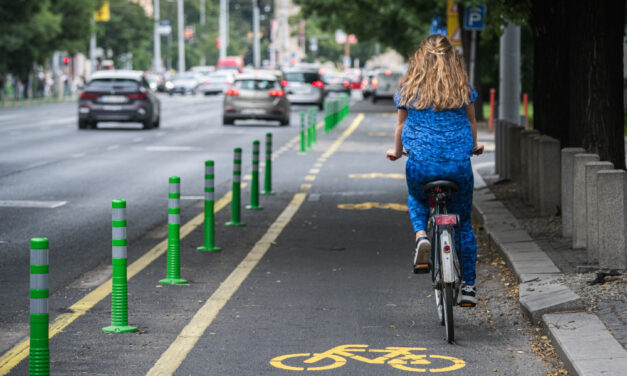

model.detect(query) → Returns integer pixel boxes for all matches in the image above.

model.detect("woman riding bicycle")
[386,34,484,306]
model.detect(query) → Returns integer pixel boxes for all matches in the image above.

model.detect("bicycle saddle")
[422,179,459,194]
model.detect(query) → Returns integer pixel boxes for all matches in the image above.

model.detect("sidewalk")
[471,128,627,375]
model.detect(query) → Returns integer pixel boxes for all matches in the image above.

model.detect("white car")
[199,71,234,95]
[168,73,202,95]
[371,69,403,103]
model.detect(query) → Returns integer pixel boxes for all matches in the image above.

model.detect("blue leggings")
[405,157,477,286]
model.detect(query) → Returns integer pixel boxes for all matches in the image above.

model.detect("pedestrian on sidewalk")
[386,34,484,306]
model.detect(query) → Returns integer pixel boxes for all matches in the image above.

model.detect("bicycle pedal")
[459,302,476,308]
[413,264,430,274]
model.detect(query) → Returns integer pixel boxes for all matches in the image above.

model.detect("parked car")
[199,71,234,95]
[283,67,325,109]
[168,73,202,95]
[371,69,403,103]
[78,70,160,129]
[223,73,290,126]
[322,72,351,94]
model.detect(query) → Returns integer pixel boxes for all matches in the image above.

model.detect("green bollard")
[198,161,221,252]
[29,237,50,376]
[300,112,306,153]
[306,110,313,150]
[160,177,188,284]
[325,101,331,134]
[311,108,317,144]
[103,200,138,333]
[246,141,263,210]
[226,148,245,226]
[262,133,275,195]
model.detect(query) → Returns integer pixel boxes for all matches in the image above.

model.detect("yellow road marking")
[321,113,364,159]
[309,168,320,174]
[0,186,245,375]
[148,114,364,375]
[348,173,405,179]
[304,175,316,181]
[337,202,408,212]
[368,132,394,137]
[314,163,323,168]
[300,184,312,191]
[146,193,307,376]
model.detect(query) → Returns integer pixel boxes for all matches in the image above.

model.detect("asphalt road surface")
[1,94,555,375]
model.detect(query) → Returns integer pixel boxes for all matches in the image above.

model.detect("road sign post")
[463,5,486,88]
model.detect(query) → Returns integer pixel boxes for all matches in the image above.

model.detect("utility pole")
[253,0,260,68]
[90,20,97,74]
[177,0,185,72]
[153,0,162,72]
[200,0,205,25]
[200,0,206,65]
[219,0,228,59]
[498,21,521,124]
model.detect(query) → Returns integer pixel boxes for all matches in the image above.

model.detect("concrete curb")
[472,186,627,375]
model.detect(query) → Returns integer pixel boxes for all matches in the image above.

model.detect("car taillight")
[203,81,211,86]
[281,80,288,87]
[225,88,239,96]
[80,92,99,99]
[343,81,350,87]
[312,80,324,89]
[385,69,392,75]
[361,79,368,86]
[269,89,285,97]
[126,92,147,99]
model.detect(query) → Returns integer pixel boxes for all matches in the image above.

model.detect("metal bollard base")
[159,278,188,285]
[102,325,138,333]
[197,246,222,252]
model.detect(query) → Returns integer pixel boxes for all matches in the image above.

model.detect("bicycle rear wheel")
[443,283,454,343]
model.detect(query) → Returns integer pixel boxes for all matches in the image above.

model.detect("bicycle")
[269,344,466,372]
[421,179,468,343]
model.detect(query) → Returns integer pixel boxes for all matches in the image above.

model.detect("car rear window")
[87,79,139,91]
[285,72,319,83]
[234,79,278,91]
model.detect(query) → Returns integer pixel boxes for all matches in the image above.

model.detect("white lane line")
[106,144,120,151]
[0,200,67,208]
[132,137,143,143]
[143,146,201,152]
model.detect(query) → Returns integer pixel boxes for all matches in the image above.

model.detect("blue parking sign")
[464,5,486,31]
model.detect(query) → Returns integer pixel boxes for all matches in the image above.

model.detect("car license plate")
[242,109,265,115]
[101,95,127,103]
[102,105,123,111]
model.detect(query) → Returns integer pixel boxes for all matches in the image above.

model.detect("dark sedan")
[78,70,161,129]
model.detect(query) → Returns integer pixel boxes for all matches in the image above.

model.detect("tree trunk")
[530,0,571,142]
[569,1,625,169]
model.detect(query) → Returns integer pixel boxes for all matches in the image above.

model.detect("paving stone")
[519,280,584,322]
[543,312,627,375]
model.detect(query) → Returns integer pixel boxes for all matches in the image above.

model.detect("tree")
[531,0,625,169]
[97,0,152,69]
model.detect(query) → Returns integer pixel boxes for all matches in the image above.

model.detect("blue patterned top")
[394,87,477,161]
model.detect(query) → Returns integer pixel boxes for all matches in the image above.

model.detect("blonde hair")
[398,34,471,111]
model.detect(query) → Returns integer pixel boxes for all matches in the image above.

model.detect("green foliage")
[97,0,152,69]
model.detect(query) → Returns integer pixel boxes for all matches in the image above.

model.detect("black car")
[78,70,161,129]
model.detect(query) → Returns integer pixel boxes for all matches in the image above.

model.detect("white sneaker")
[413,235,431,274]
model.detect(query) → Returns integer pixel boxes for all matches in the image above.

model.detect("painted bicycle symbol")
[270,344,466,372]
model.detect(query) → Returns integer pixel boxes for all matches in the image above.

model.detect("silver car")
[78,70,160,129]
[168,73,202,95]
[199,71,234,95]
[283,68,325,109]
[223,73,291,125]
[371,69,403,103]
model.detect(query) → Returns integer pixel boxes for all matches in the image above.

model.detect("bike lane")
[171,110,551,375]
